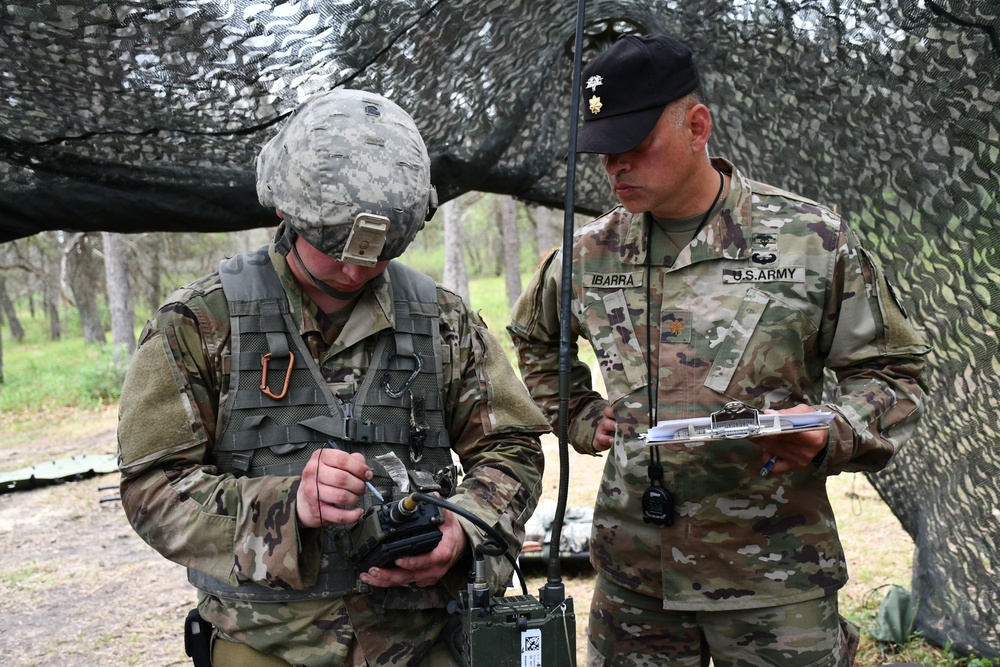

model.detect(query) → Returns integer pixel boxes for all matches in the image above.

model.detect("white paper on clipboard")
[639,404,835,446]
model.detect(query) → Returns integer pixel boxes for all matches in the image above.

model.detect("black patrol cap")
[576,33,701,155]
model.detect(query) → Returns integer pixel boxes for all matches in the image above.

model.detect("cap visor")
[576,106,664,154]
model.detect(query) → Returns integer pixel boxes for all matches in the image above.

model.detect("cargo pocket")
[582,289,648,403]
[704,287,817,403]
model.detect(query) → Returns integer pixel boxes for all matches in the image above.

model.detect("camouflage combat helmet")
[256,88,436,266]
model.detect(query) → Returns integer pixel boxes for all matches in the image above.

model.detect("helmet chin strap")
[273,220,296,255]
[289,240,368,301]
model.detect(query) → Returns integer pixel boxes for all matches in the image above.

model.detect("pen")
[760,456,778,477]
[324,440,384,502]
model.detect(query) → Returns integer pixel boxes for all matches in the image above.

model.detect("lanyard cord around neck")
[644,168,725,488]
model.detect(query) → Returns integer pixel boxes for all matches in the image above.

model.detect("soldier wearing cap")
[509,34,929,666]
[117,88,548,666]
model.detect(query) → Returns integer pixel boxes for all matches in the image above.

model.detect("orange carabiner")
[260,351,294,400]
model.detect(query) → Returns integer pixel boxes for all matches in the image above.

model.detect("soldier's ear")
[687,104,712,154]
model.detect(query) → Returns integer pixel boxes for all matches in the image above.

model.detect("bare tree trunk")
[497,195,522,311]
[144,236,163,317]
[44,272,61,341]
[63,233,107,345]
[6,233,63,334]
[529,204,558,259]
[441,199,472,305]
[0,273,25,341]
[102,232,136,357]
[32,232,64,341]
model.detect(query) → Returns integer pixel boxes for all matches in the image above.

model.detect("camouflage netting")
[1,0,997,657]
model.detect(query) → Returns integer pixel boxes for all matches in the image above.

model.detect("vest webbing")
[187,247,451,602]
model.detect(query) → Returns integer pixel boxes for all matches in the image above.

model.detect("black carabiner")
[381,353,423,399]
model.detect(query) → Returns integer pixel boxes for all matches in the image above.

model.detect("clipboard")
[638,401,834,446]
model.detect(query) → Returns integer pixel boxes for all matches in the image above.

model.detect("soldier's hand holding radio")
[359,504,468,589]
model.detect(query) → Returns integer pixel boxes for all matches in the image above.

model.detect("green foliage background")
[0,272,525,414]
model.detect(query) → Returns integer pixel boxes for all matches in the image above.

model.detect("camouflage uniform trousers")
[211,635,459,667]
[206,594,463,667]
[587,574,859,667]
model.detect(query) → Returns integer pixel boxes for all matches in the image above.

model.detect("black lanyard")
[641,169,725,527]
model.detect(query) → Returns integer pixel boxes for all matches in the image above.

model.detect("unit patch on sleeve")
[583,271,644,288]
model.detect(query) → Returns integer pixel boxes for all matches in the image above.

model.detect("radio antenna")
[539,0,588,609]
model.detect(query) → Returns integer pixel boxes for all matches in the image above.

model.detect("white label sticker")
[521,628,542,667]
[374,452,409,492]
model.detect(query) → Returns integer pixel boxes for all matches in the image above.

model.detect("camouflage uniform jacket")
[508,158,929,611]
[118,244,548,665]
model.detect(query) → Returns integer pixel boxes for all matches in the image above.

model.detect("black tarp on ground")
[1,1,998,657]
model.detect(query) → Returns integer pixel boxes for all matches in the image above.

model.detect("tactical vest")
[187,246,452,602]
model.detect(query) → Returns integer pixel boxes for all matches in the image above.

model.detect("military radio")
[354,489,576,667]
[448,552,576,667]
[442,2,592,663]
[347,2,591,662]
[344,469,576,667]
[348,492,445,571]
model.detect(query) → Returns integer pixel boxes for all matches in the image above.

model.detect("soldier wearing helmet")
[117,89,548,667]
[258,88,436,269]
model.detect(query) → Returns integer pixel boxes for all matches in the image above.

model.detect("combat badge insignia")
[589,96,603,114]
[751,252,777,265]
[750,232,778,265]
[751,232,777,250]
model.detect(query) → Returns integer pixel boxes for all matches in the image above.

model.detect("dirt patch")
[0,409,194,667]
[0,479,194,666]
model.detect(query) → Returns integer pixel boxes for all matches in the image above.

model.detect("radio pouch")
[184,607,213,667]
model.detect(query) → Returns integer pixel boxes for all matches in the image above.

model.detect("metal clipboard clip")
[709,402,762,439]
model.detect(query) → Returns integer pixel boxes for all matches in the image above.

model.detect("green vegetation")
[467,273,598,371]
[0,334,126,411]
[467,274,521,357]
